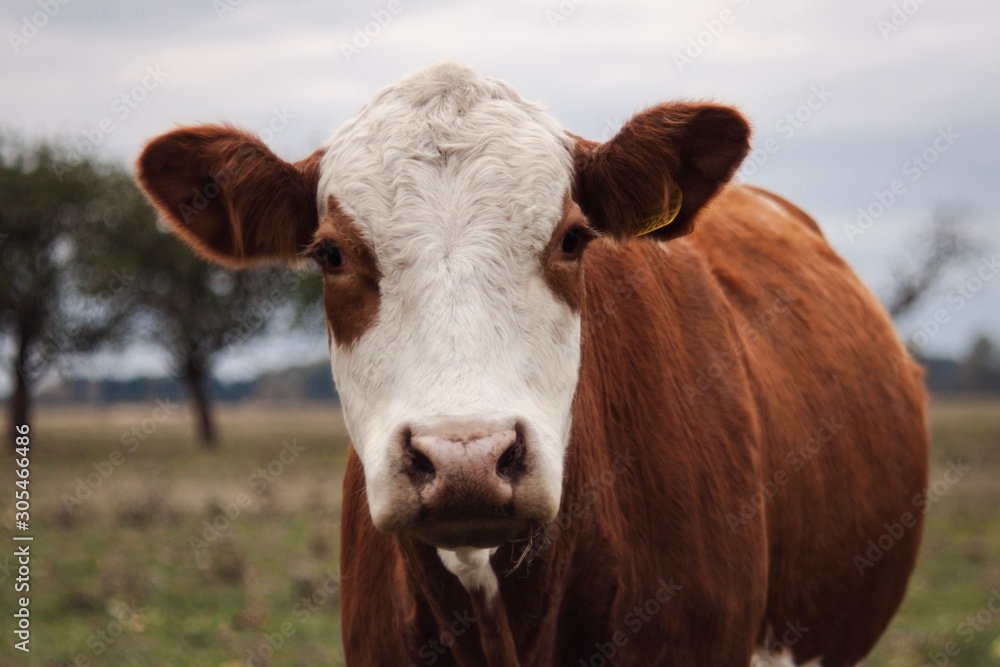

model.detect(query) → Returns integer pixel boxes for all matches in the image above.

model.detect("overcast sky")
[2,0,998,383]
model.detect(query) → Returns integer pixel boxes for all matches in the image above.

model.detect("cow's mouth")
[407,516,529,550]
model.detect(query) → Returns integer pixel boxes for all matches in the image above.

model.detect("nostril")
[402,428,436,486]
[410,449,436,479]
[495,424,527,483]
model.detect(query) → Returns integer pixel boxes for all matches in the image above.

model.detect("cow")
[136,62,928,666]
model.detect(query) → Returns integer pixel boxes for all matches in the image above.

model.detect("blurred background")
[1,1,998,665]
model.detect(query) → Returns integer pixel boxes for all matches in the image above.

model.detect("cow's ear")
[136,125,323,267]
[571,104,750,241]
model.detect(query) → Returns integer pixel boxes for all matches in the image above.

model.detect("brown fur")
[136,125,323,267]
[309,198,382,347]
[339,183,927,665]
[742,184,825,237]
[540,195,593,311]
[137,107,926,666]
[572,103,751,241]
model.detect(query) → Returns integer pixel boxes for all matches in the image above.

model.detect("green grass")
[865,397,1000,667]
[1,397,999,666]
[1,405,347,667]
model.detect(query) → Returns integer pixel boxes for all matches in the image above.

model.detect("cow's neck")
[391,247,673,662]
[394,392,621,665]
[395,528,565,664]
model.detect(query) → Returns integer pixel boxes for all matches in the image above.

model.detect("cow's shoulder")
[735,184,825,237]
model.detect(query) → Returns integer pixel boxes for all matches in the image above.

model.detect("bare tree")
[884,209,977,319]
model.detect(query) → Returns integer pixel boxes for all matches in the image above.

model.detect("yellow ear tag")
[634,189,683,237]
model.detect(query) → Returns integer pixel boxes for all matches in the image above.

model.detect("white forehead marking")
[314,63,582,557]
[316,62,574,260]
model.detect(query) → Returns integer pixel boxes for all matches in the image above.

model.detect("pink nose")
[402,423,527,513]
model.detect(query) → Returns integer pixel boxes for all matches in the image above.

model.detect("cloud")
[1,0,996,363]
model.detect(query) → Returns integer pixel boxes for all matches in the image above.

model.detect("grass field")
[1,397,998,666]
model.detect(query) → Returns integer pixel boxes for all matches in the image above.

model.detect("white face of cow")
[137,60,751,565]
[315,65,583,547]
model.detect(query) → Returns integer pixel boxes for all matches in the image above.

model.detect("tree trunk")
[182,355,217,447]
[10,334,30,446]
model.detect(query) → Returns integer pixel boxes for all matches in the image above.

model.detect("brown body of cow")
[135,64,928,666]
[338,184,928,666]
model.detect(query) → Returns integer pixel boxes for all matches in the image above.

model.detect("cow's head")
[137,63,748,560]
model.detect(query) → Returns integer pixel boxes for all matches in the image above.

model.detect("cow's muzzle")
[396,420,533,549]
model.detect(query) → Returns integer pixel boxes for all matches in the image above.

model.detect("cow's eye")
[554,226,592,261]
[560,228,582,254]
[312,240,345,269]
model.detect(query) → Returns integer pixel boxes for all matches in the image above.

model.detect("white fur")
[751,188,791,220]
[437,547,499,600]
[317,63,580,553]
